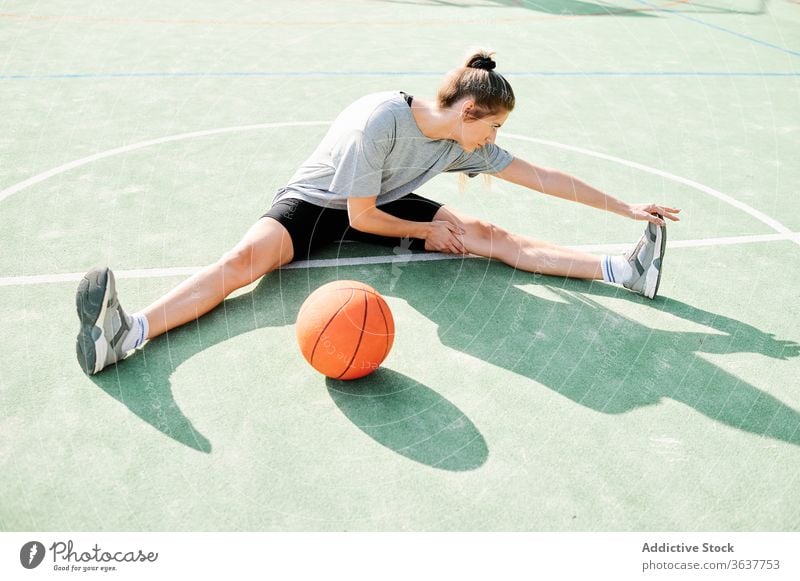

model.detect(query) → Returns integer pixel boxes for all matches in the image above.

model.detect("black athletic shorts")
[262,193,443,262]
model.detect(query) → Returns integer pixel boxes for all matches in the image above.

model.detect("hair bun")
[466,53,497,71]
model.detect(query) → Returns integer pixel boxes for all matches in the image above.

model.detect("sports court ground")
[1,0,798,531]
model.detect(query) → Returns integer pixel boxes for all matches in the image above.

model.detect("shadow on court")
[377,0,769,17]
[90,346,213,454]
[89,268,489,468]
[392,259,800,444]
[90,254,799,460]
[380,0,658,16]
[327,369,489,471]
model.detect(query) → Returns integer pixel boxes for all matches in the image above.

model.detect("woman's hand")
[424,220,467,254]
[627,203,681,226]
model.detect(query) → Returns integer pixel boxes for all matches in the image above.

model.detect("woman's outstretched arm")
[493,157,681,226]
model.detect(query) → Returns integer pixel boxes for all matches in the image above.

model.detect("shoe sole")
[75,267,112,375]
[643,217,667,299]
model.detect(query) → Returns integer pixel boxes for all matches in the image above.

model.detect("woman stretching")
[76,50,680,375]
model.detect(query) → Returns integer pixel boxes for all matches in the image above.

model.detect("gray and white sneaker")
[622,215,667,299]
[76,267,133,375]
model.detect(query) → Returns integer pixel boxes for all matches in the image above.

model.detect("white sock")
[121,312,149,352]
[601,255,631,285]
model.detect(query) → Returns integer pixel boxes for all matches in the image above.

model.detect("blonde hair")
[437,49,515,118]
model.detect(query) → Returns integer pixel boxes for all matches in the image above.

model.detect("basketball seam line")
[375,298,391,363]
[336,290,369,380]
[322,287,382,297]
[309,288,355,370]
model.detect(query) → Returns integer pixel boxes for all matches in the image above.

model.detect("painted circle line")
[0,121,330,204]
[0,121,796,248]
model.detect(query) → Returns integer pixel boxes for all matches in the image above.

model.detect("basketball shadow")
[327,368,489,471]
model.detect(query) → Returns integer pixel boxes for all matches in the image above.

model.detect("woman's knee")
[469,220,516,257]
[216,222,294,289]
[217,246,258,287]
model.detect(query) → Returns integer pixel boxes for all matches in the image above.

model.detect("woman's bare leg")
[144,217,295,339]
[432,206,603,279]
[76,218,294,375]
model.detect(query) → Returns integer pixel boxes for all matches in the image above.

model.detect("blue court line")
[1,71,798,80]
[632,0,800,58]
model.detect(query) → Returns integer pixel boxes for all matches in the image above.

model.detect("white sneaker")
[622,215,666,299]
[75,267,133,374]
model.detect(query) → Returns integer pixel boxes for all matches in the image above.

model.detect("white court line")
[1,232,795,288]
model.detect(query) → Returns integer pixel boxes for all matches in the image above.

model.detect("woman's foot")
[75,267,134,375]
[622,215,667,299]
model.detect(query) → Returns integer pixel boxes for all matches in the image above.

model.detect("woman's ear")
[460,99,476,120]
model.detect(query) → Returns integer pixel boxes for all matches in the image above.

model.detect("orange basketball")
[296,280,395,380]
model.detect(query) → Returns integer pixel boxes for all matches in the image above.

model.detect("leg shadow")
[90,350,213,453]
[87,270,308,453]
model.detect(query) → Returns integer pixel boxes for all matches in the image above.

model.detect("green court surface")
[1,0,799,531]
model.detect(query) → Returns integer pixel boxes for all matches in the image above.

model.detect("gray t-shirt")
[273,91,514,210]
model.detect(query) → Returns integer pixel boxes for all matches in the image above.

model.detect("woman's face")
[457,106,510,152]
